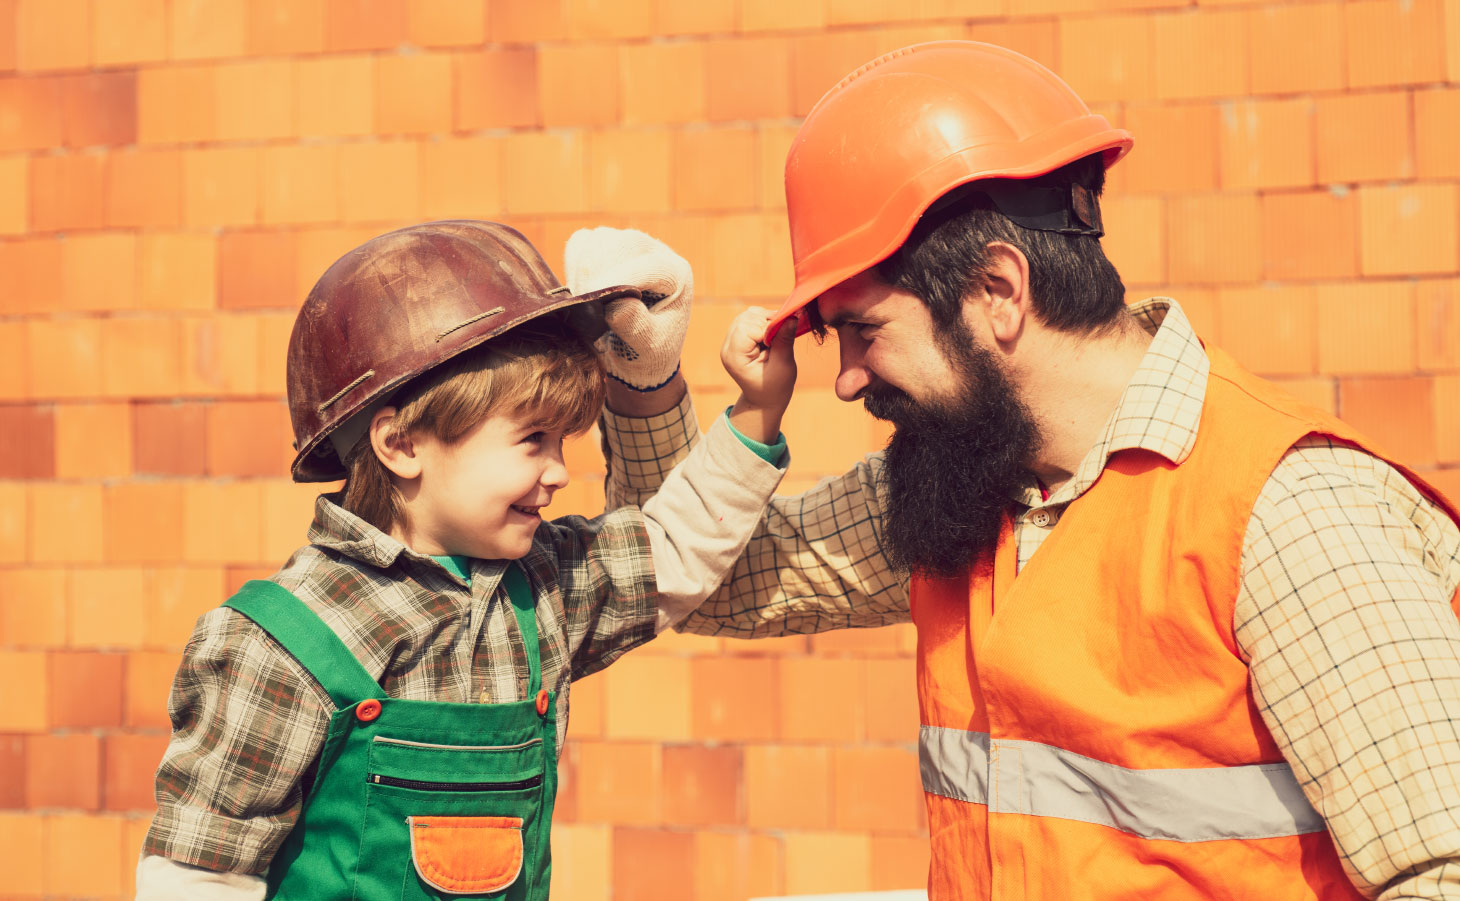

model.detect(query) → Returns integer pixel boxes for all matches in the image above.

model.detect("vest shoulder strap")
[503,565,542,695]
[224,579,386,709]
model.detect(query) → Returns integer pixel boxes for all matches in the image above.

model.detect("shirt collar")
[305,493,477,584]
[1017,297,1210,507]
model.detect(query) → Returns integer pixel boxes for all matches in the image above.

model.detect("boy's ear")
[369,407,422,480]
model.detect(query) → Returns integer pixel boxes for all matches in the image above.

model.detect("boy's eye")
[523,431,545,445]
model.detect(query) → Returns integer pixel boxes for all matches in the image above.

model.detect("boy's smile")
[392,411,571,561]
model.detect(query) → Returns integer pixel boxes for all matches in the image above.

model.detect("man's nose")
[834,338,871,402]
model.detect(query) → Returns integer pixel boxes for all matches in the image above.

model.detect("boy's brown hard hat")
[285,220,638,482]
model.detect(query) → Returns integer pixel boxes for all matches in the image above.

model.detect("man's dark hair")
[871,153,1127,336]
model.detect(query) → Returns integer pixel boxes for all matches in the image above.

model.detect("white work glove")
[564,227,691,392]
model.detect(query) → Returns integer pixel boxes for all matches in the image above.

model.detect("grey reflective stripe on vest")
[919,725,1327,843]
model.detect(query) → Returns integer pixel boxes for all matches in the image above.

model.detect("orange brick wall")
[0,1,1457,898]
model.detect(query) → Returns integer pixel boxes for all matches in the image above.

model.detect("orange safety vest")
[911,346,1460,900]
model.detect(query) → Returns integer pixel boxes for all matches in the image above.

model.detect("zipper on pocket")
[368,773,543,792]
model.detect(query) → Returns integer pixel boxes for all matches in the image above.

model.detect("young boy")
[136,221,796,900]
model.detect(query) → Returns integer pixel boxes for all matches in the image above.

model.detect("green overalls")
[224,566,558,900]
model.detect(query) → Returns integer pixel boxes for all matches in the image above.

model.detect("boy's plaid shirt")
[144,496,658,874]
[602,298,1460,899]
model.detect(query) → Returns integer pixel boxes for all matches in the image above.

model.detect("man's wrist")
[605,369,688,417]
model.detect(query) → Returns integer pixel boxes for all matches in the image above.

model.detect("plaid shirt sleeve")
[143,607,333,875]
[1236,437,1460,899]
[602,394,911,637]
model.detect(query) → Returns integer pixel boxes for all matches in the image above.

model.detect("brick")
[327,0,408,51]
[126,650,183,727]
[0,319,26,400]
[586,128,670,214]
[1249,4,1344,95]
[62,233,137,312]
[575,741,660,824]
[0,734,24,808]
[659,0,735,34]
[865,656,918,742]
[1417,89,1460,179]
[1058,14,1153,103]
[704,36,792,123]
[54,402,132,479]
[101,317,185,399]
[261,145,340,226]
[30,152,105,231]
[1259,190,1357,281]
[258,312,295,395]
[1152,9,1248,99]
[602,655,690,740]
[0,404,53,478]
[1100,194,1165,286]
[455,47,539,130]
[780,387,886,473]
[703,212,795,299]
[1340,377,1436,466]
[337,141,420,223]
[1219,98,1313,190]
[294,226,377,300]
[32,481,105,564]
[612,828,695,900]
[740,0,826,31]
[137,64,216,145]
[26,733,99,809]
[215,59,293,142]
[27,318,102,400]
[0,482,25,564]
[662,745,742,827]
[0,155,22,234]
[16,0,88,71]
[790,31,879,117]
[1219,286,1317,377]
[407,0,486,46]
[1449,0,1460,83]
[503,131,585,215]
[1418,279,1460,372]
[0,0,11,73]
[0,812,44,892]
[538,44,617,127]
[694,832,783,901]
[1346,0,1445,88]
[964,21,1062,74]
[0,652,47,730]
[106,148,183,229]
[1122,103,1218,193]
[1437,376,1460,462]
[218,230,298,311]
[206,400,294,477]
[567,0,652,39]
[784,832,872,895]
[49,649,124,727]
[832,745,924,832]
[170,0,247,59]
[44,813,124,896]
[1317,281,1415,375]
[746,745,831,829]
[673,126,757,212]
[1315,92,1411,184]
[780,657,866,742]
[183,480,266,564]
[103,733,167,811]
[1359,183,1460,277]
[139,233,216,311]
[250,0,326,54]
[184,146,261,227]
[551,823,610,901]
[0,74,62,150]
[225,565,277,596]
[758,124,796,210]
[104,482,185,565]
[93,0,167,66]
[691,657,778,741]
[621,42,706,125]
[60,71,136,147]
[491,0,568,42]
[261,480,319,560]
[375,52,451,136]
[143,568,224,651]
[871,834,931,890]
[811,623,908,654]
[296,54,374,137]
[1167,193,1260,285]
[0,568,68,648]
[420,135,503,220]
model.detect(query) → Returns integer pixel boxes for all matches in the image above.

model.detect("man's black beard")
[868,333,1040,579]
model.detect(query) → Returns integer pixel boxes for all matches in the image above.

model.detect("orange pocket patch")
[407,815,524,895]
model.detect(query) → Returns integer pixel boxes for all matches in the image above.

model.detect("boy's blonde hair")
[340,320,606,533]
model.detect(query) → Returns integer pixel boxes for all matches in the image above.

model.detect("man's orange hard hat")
[765,41,1134,340]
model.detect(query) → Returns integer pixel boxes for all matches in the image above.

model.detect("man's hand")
[564,227,691,394]
[722,307,798,445]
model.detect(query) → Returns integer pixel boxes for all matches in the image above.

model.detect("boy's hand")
[564,227,691,393]
[722,307,798,445]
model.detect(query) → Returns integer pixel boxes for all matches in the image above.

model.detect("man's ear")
[369,407,421,480]
[975,241,1032,346]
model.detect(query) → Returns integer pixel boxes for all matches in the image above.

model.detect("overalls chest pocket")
[363,730,549,899]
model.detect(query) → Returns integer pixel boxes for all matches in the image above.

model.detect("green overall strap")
[502,565,542,696]
[225,580,386,709]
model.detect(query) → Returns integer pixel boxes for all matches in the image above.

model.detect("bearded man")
[574,42,1460,901]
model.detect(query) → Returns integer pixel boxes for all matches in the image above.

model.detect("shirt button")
[1029,509,1057,528]
[479,690,491,703]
